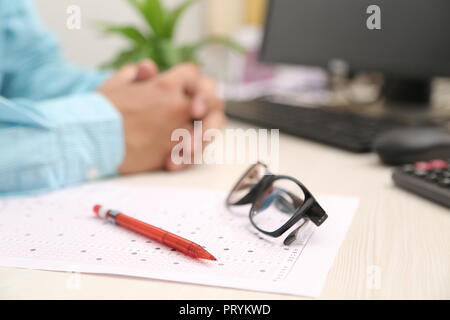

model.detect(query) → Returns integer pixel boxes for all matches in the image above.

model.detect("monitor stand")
[376,76,438,125]
[382,77,432,110]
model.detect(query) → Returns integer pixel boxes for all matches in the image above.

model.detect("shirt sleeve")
[0,1,125,197]
[0,93,125,197]
[1,0,110,100]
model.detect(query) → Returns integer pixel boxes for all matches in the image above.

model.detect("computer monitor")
[260,0,450,109]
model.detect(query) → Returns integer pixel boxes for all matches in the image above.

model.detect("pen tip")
[208,255,217,261]
[93,204,101,216]
[201,252,217,261]
[193,247,217,261]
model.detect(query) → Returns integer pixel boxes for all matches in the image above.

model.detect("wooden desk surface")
[1,121,449,299]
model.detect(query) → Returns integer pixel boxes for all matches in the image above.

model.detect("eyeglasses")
[226,163,328,245]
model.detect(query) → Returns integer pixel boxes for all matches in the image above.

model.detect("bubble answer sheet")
[0,183,359,298]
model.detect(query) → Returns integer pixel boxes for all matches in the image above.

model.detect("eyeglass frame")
[226,163,328,241]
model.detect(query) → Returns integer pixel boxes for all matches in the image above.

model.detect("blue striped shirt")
[0,0,125,197]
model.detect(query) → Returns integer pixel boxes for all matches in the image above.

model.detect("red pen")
[93,205,216,261]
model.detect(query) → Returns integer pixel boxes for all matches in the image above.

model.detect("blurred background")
[36,0,292,100]
[35,0,450,157]
[36,0,263,69]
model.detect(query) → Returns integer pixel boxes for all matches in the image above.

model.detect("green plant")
[99,0,245,71]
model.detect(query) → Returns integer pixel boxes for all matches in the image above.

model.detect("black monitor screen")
[261,0,450,78]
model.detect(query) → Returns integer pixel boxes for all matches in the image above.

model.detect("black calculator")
[393,159,450,208]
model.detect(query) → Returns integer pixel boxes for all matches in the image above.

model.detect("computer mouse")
[374,127,450,165]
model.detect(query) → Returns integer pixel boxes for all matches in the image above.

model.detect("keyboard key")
[414,162,433,171]
[413,170,428,177]
[426,173,439,182]
[441,171,450,178]
[393,159,450,208]
[438,178,450,187]
[430,160,448,170]
[402,165,414,173]
[226,100,407,153]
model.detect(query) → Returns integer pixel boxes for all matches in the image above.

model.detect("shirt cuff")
[87,70,113,91]
[37,92,125,184]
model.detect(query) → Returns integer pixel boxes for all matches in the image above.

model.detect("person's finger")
[165,123,196,172]
[165,158,193,172]
[191,95,207,120]
[101,60,158,91]
[201,111,227,148]
[196,111,227,160]
[203,110,227,132]
[207,79,225,112]
[165,111,227,171]
[163,63,202,96]
[116,64,139,82]
[158,64,223,120]
[191,77,210,119]
[135,59,158,82]
[99,64,138,90]
[191,77,224,119]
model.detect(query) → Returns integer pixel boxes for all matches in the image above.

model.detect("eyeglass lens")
[250,178,306,233]
[227,163,267,215]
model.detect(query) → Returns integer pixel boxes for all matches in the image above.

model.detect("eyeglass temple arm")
[275,189,327,226]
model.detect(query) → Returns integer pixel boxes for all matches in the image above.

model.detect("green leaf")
[164,0,199,38]
[179,35,245,64]
[179,45,198,63]
[127,0,148,24]
[192,35,246,53]
[128,0,167,37]
[144,37,167,70]
[146,39,175,71]
[161,40,184,69]
[98,1,244,71]
[100,24,147,43]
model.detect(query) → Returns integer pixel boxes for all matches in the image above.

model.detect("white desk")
[1,121,449,299]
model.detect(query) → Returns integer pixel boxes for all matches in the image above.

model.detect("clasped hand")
[98,60,226,174]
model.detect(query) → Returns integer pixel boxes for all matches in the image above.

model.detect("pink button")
[430,160,448,170]
[414,162,432,171]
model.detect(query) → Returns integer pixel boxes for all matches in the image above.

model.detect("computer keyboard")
[226,99,409,153]
[393,159,450,208]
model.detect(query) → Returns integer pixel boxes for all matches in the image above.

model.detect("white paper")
[0,183,358,298]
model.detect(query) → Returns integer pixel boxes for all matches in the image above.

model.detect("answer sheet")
[0,183,358,297]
